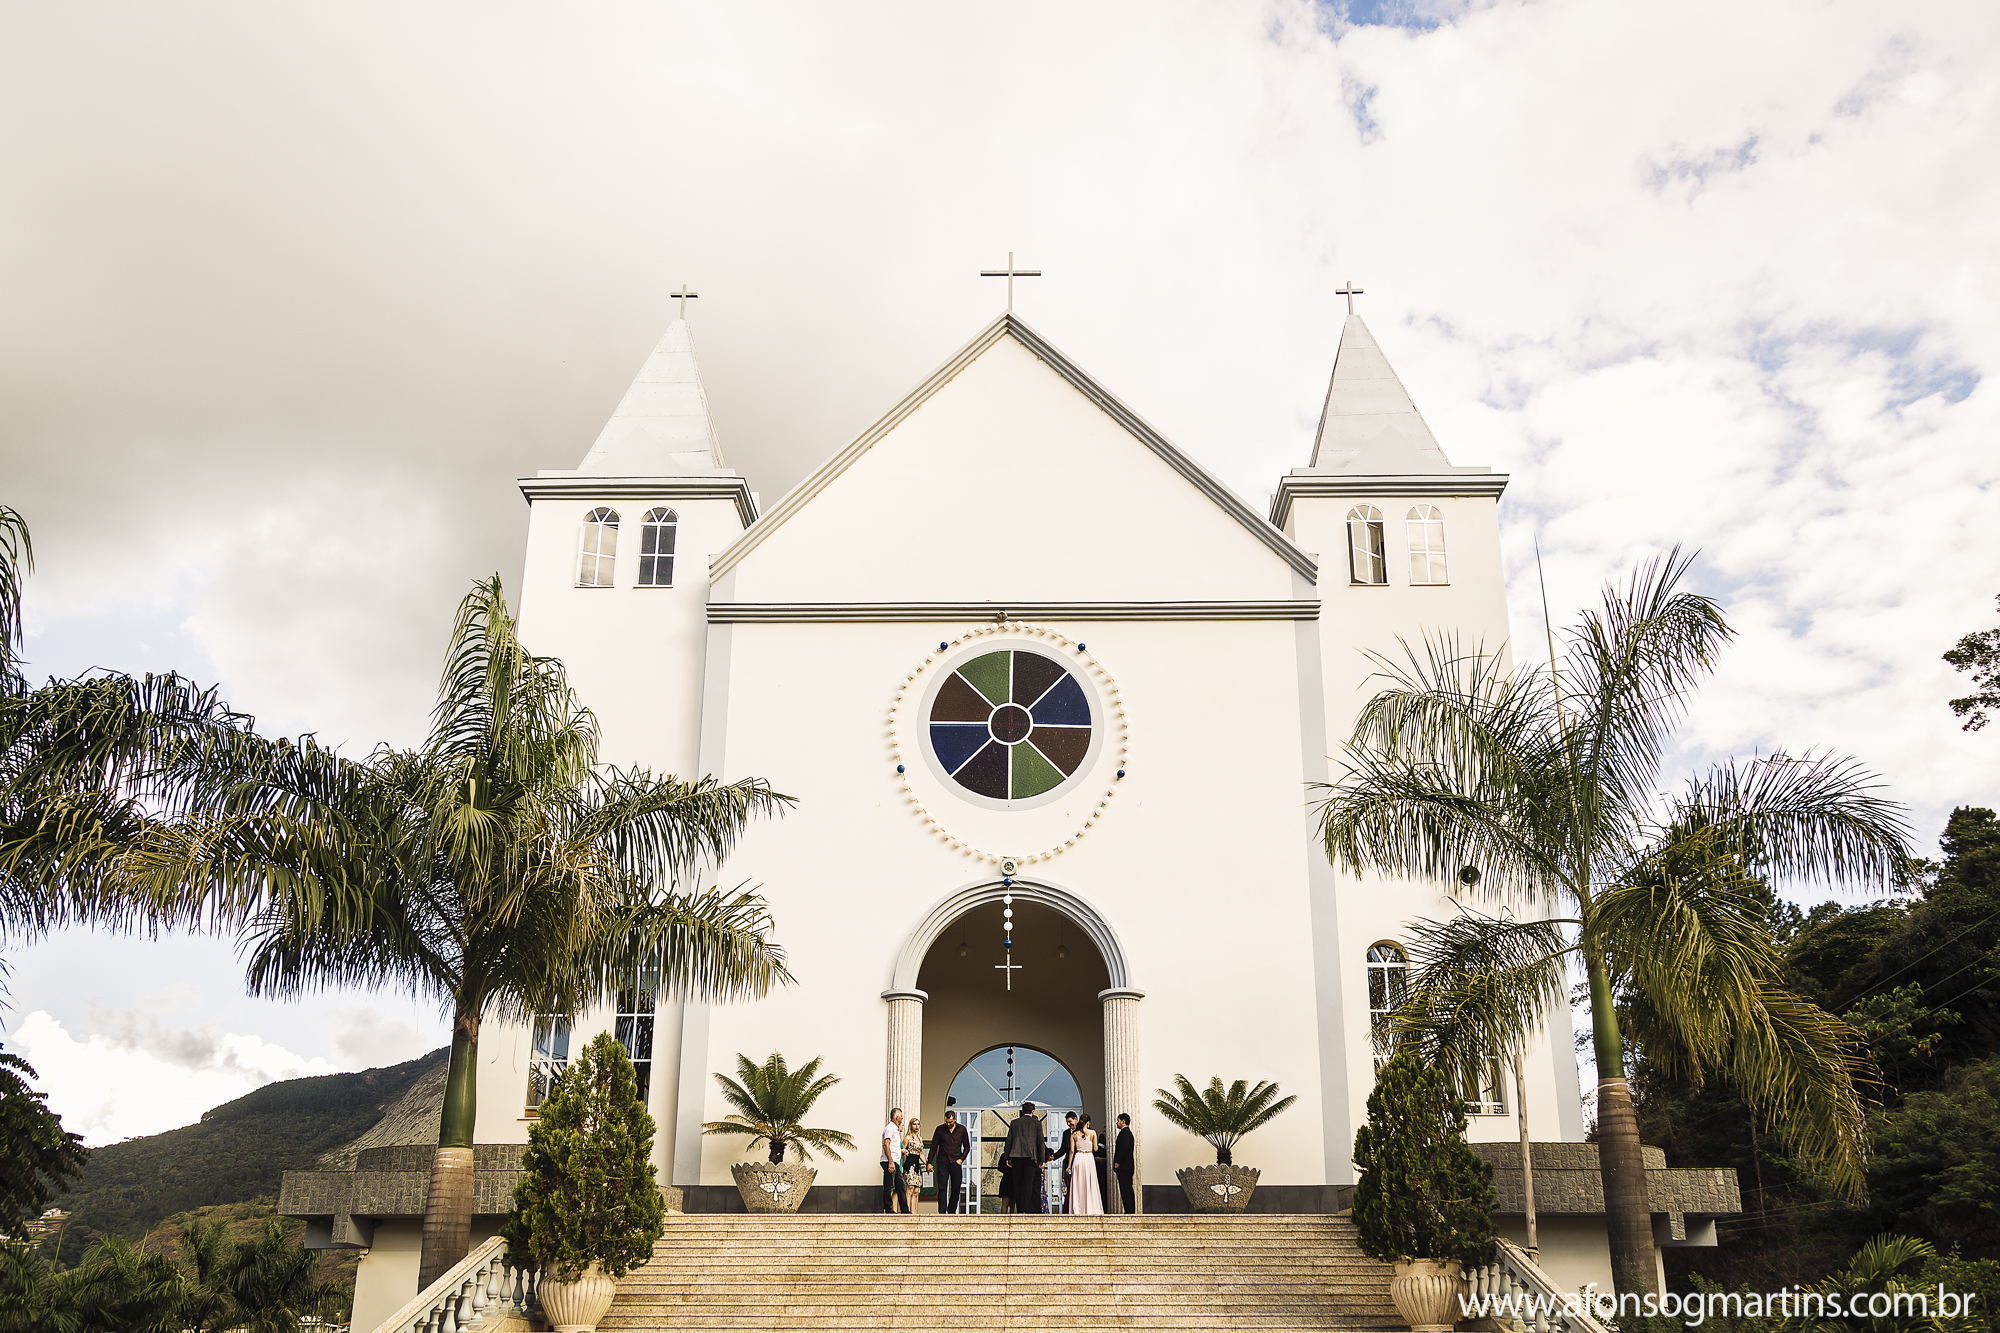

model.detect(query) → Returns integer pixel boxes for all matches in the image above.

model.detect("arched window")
[1406,505,1448,585]
[526,1014,569,1110]
[637,507,677,587]
[1367,942,1408,1063]
[576,507,619,587]
[946,1044,1082,1109]
[1348,506,1387,585]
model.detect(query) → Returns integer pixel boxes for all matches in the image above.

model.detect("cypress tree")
[1351,1050,1497,1265]
[503,1033,666,1282]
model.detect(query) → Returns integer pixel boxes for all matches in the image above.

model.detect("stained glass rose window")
[928,649,1092,799]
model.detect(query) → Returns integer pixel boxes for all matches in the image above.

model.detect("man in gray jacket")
[999,1102,1046,1214]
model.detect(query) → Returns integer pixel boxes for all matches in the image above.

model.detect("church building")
[297,297,1742,1331]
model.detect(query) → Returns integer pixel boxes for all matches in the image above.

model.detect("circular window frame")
[886,621,1130,866]
[916,640,1107,811]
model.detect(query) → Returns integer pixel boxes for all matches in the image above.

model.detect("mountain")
[45,1046,446,1262]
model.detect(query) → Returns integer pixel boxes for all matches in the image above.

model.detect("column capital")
[1097,987,1146,1002]
[881,988,930,1004]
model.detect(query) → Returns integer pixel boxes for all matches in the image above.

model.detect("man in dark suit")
[1054,1112,1078,1212]
[1000,1102,1046,1214]
[929,1109,970,1214]
[1113,1113,1136,1214]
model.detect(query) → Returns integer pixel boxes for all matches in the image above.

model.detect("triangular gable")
[710,313,1316,584]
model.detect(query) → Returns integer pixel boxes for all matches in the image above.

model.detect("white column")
[1100,987,1145,1214]
[882,989,927,1124]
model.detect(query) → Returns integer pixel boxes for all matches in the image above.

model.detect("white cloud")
[1,0,1994,856]
[8,1009,339,1146]
[331,1006,433,1071]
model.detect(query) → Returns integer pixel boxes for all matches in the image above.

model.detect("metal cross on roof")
[672,284,699,319]
[1337,280,1364,315]
[980,252,1042,314]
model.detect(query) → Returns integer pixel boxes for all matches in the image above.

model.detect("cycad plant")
[1151,1075,1297,1166]
[703,1052,857,1163]
[1315,550,1909,1297]
[100,576,793,1290]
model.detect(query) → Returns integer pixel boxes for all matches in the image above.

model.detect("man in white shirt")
[881,1108,910,1214]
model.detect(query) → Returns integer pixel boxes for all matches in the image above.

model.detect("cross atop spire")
[1337,280,1364,316]
[980,252,1042,314]
[671,284,699,319]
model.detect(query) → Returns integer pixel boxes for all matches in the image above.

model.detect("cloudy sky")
[3,0,1996,1142]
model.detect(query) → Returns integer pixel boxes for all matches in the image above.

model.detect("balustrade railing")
[367,1236,540,1333]
[1463,1237,1613,1333]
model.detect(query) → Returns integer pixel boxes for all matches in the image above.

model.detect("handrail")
[1464,1237,1613,1333]
[367,1236,541,1333]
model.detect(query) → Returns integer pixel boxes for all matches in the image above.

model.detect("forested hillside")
[44,1046,445,1263]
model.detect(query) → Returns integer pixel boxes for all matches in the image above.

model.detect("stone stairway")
[598,1211,1402,1332]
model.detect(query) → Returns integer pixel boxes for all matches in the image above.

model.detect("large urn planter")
[732,1160,817,1213]
[1176,1164,1260,1213]
[539,1260,618,1333]
[1389,1258,1464,1333]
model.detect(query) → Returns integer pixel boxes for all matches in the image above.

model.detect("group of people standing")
[880,1102,1135,1215]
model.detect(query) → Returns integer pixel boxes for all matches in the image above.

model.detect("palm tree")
[0,504,253,951]
[1314,551,1909,1297]
[221,1219,343,1333]
[112,576,795,1289]
[703,1052,857,1163]
[1151,1075,1297,1166]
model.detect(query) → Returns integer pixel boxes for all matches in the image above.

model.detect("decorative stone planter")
[1389,1258,1464,1333]
[1175,1164,1259,1212]
[731,1160,817,1213]
[539,1260,617,1333]
[658,1184,684,1215]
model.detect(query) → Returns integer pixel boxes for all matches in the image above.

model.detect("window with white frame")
[1367,942,1409,1064]
[576,507,619,587]
[1406,505,1448,585]
[527,1015,571,1110]
[1462,1054,1507,1116]
[615,963,659,1102]
[637,508,677,587]
[1348,506,1387,585]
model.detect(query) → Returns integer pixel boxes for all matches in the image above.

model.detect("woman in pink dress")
[1068,1113,1105,1214]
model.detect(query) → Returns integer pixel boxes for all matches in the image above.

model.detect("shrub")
[702,1053,856,1164]
[1351,1050,1496,1265]
[502,1033,664,1283]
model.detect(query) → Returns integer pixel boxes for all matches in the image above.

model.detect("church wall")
[726,338,1297,605]
[515,491,746,774]
[679,614,1333,1193]
[1287,491,1586,1159]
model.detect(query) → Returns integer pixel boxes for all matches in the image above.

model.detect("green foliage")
[1945,595,2000,732]
[1848,985,1960,1094]
[1867,1059,2000,1258]
[703,1052,856,1164]
[46,1049,441,1263]
[216,1218,342,1333]
[0,1232,184,1333]
[1350,1051,1495,1265]
[0,1046,85,1239]
[1151,1075,1297,1166]
[503,1032,664,1283]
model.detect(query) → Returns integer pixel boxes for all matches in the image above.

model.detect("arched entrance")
[880,875,1145,1211]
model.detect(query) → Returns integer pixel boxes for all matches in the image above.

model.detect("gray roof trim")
[1270,472,1510,528]
[708,599,1319,624]
[709,313,1318,584]
[517,474,757,527]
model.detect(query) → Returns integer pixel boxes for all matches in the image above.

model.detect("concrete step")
[593,1211,1402,1331]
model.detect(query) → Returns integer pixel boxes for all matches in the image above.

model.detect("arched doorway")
[915,894,1108,1121]
[882,875,1145,1211]
[944,1044,1084,1213]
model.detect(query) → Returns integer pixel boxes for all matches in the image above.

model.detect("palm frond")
[1151,1075,1297,1153]
[0,505,31,684]
[1667,752,1910,892]
[1390,909,1573,1088]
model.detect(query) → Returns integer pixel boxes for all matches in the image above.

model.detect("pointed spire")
[577,319,727,475]
[1307,313,1455,473]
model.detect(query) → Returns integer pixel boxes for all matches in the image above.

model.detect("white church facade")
[303,302,1743,1329]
